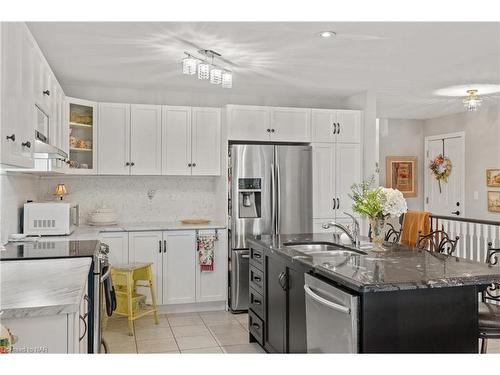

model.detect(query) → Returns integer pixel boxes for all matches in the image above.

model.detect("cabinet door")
[270,107,311,142]
[128,231,163,304]
[162,106,192,175]
[336,110,361,143]
[312,143,335,219]
[1,22,35,168]
[264,254,286,353]
[286,265,307,353]
[163,230,196,304]
[130,104,162,175]
[191,107,221,176]
[196,229,227,302]
[311,109,335,143]
[98,103,130,175]
[227,105,270,141]
[335,143,361,217]
[99,232,129,266]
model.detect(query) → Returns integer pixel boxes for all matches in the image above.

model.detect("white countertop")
[1,257,91,319]
[65,221,227,241]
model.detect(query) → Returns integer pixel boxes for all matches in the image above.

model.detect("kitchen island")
[247,233,500,353]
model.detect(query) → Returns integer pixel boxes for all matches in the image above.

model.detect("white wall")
[424,105,500,220]
[38,175,224,224]
[379,118,425,211]
[0,173,39,243]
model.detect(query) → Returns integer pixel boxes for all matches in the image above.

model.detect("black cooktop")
[0,239,100,261]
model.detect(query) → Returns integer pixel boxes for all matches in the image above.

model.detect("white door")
[128,231,163,304]
[312,143,335,219]
[163,230,196,304]
[98,103,130,175]
[196,229,228,302]
[425,133,465,217]
[336,110,361,143]
[162,106,192,175]
[270,107,311,142]
[130,104,162,175]
[311,109,335,143]
[99,232,129,266]
[227,105,270,141]
[335,143,362,218]
[191,107,221,176]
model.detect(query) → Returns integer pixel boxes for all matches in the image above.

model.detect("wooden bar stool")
[111,262,159,336]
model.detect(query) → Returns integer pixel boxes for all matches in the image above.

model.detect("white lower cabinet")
[115,229,227,306]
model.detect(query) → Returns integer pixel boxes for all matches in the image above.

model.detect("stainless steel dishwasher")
[304,274,359,353]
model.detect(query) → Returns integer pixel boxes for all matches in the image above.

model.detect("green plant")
[348,176,384,219]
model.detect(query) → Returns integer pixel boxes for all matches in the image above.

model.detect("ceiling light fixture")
[181,49,233,89]
[463,89,482,111]
[319,31,336,38]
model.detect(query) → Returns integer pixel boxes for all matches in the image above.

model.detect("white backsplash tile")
[38,175,222,224]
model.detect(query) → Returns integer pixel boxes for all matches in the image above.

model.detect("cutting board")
[181,219,211,225]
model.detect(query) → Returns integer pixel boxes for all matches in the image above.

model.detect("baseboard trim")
[158,301,227,314]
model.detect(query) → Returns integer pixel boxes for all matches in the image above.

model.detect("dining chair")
[415,230,460,256]
[384,223,401,244]
[479,242,500,353]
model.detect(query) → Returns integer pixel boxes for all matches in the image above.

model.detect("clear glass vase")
[370,217,386,249]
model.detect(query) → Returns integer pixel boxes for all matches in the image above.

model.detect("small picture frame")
[488,191,500,212]
[486,169,500,187]
[386,156,417,197]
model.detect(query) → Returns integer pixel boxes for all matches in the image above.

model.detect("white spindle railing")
[430,215,500,262]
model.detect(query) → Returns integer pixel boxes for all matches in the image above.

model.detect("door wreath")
[429,154,452,193]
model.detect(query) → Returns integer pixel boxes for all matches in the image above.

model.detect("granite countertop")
[1,257,91,319]
[247,233,500,293]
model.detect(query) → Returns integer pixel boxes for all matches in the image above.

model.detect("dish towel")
[400,210,431,247]
[198,235,216,272]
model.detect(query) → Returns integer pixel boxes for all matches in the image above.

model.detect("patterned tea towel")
[198,235,216,272]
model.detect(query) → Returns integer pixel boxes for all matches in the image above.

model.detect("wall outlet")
[147,189,156,200]
[473,191,479,200]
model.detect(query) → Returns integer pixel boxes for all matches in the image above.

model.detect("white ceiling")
[27,22,500,119]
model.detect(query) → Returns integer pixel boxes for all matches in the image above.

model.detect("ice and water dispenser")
[238,178,261,218]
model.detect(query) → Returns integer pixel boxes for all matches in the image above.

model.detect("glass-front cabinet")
[66,97,97,174]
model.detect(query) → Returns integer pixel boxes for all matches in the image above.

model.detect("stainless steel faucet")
[322,212,360,248]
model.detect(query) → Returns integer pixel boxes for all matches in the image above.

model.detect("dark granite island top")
[246,233,500,293]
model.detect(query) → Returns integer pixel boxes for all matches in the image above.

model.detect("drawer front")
[249,287,264,318]
[249,309,264,345]
[250,265,264,295]
[250,247,263,269]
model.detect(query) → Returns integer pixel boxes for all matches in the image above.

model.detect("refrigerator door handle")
[271,162,277,234]
[277,162,281,234]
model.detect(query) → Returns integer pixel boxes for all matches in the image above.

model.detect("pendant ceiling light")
[181,49,233,88]
[463,89,482,111]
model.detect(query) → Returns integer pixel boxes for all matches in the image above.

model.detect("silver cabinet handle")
[241,254,250,259]
[271,163,277,234]
[79,315,88,341]
[276,163,281,233]
[304,284,350,314]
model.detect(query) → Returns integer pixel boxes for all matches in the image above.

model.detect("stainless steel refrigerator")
[229,144,313,311]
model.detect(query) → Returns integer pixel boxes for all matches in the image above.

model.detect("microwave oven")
[23,202,80,236]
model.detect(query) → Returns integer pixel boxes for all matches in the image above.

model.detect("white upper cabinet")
[191,107,221,176]
[312,143,335,219]
[162,230,197,305]
[227,105,270,142]
[311,109,362,144]
[336,110,362,143]
[130,104,162,175]
[162,106,192,175]
[1,22,35,168]
[270,107,311,142]
[335,143,361,217]
[97,103,130,175]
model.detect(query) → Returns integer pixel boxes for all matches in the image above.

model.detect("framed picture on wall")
[486,169,500,187]
[386,156,417,197]
[488,191,500,212]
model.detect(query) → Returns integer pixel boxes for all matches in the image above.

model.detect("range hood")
[4,139,68,174]
[32,138,68,161]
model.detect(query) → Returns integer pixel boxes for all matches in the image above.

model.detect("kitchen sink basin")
[284,241,366,256]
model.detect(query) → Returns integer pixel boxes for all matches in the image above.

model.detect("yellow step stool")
[111,262,159,336]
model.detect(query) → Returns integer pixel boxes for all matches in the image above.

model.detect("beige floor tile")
[106,341,138,354]
[134,315,169,329]
[181,347,223,354]
[211,330,250,346]
[172,324,210,338]
[222,343,265,354]
[102,330,136,343]
[200,311,239,326]
[136,337,179,353]
[135,326,174,341]
[167,313,204,327]
[175,334,219,350]
[208,322,247,336]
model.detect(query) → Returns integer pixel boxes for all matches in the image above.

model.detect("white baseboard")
[157,301,227,314]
